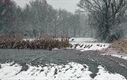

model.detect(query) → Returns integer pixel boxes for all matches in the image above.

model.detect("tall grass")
[0,35,70,50]
[111,39,127,53]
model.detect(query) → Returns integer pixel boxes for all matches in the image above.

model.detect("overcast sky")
[13,0,80,13]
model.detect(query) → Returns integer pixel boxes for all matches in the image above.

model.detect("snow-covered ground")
[101,48,127,60]
[111,54,127,60]
[0,62,126,80]
[69,37,98,43]
[23,38,36,41]
[69,38,110,51]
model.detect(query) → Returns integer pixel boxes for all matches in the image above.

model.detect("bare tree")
[78,0,127,42]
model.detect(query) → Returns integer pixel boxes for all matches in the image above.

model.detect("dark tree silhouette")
[78,0,127,42]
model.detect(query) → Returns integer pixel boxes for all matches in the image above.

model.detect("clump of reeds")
[111,39,127,53]
[0,36,70,50]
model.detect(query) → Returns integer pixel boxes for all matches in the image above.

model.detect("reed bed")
[0,36,70,50]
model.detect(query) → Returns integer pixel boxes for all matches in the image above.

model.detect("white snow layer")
[69,38,110,51]
[0,62,126,80]
[111,54,127,60]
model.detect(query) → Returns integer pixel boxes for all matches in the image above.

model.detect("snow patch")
[69,38,110,51]
[69,37,98,43]
[94,65,126,80]
[23,38,36,41]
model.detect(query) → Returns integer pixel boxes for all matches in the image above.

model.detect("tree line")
[0,0,82,38]
[1,0,127,42]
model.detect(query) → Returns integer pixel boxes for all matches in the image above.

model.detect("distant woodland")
[0,0,127,42]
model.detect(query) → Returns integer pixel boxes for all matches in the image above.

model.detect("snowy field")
[0,62,126,80]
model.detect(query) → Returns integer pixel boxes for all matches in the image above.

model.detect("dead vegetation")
[111,39,127,53]
[0,35,70,50]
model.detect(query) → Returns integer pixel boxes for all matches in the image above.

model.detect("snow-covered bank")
[111,54,127,60]
[102,53,127,60]
[101,48,127,60]
[0,62,126,80]
[69,38,110,51]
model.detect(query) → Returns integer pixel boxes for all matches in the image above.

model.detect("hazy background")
[13,0,80,13]
[0,0,126,42]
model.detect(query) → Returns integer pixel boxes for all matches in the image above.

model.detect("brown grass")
[0,36,70,50]
[111,39,127,53]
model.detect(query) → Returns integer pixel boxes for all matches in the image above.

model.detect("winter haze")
[0,0,127,80]
[13,0,80,13]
